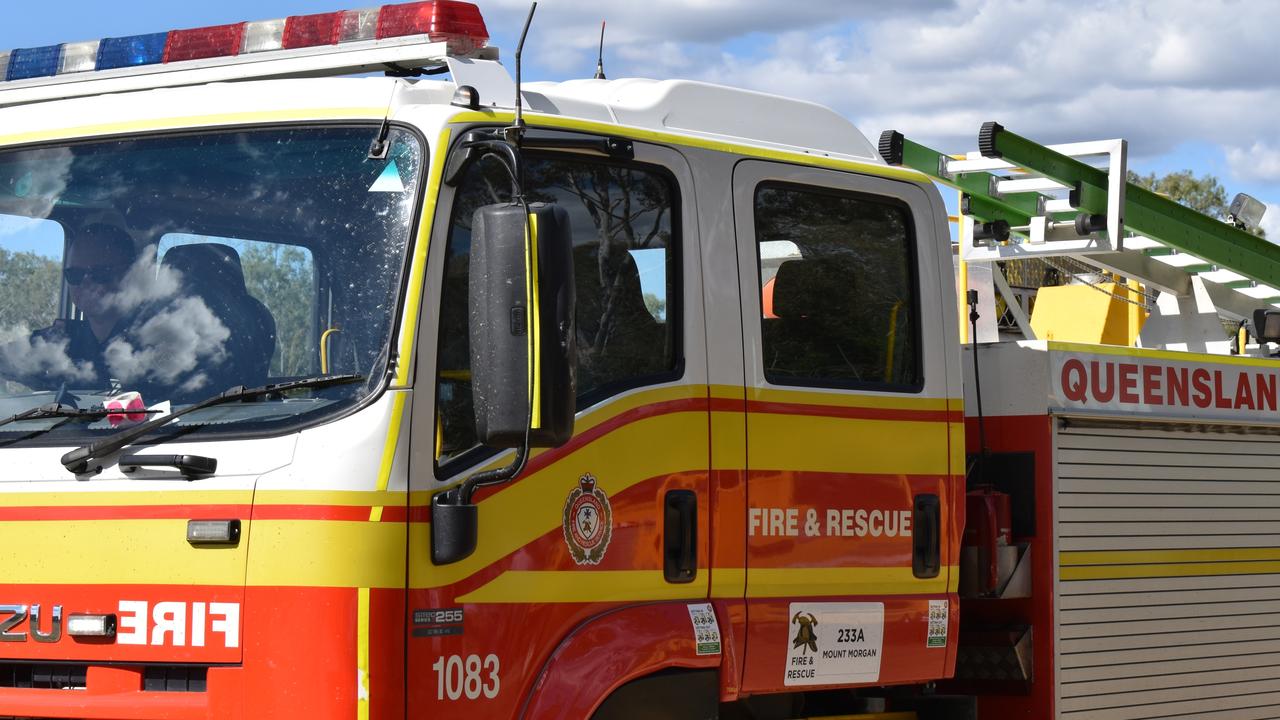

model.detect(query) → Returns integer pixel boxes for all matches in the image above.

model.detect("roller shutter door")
[1056,421,1280,720]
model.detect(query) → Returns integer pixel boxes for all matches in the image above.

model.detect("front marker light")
[187,519,242,546]
[67,613,117,638]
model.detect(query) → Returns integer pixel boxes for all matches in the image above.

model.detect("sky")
[4,0,1280,238]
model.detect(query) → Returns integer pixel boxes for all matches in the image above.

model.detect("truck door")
[731,161,956,692]
[405,134,711,717]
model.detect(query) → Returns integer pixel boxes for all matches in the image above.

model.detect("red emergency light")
[378,1,490,55]
[164,23,247,63]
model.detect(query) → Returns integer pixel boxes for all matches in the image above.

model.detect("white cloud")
[102,246,181,316]
[1226,142,1280,183]
[505,0,1280,176]
[1261,203,1280,242]
[103,295,230,391]
[0,324,97,385]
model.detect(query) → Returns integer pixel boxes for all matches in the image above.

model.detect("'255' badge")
[563,473,613,565]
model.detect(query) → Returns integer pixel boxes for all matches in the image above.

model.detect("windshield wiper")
[60,374,364,475]
[0,403,121,430]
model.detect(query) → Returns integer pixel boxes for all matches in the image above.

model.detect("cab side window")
[436,152,680,467]
[755,182,920,390]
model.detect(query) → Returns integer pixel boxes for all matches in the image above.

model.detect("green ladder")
[878,123,1280,311]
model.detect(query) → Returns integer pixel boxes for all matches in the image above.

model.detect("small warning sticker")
[927,599,948,648]
[687,603,721,655]
[369,160,405,192]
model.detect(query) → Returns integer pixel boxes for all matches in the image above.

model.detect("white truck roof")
[0,68,882,167]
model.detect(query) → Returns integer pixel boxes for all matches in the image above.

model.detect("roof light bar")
[1,0,488,83]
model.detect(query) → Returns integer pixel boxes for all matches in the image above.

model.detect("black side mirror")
[431,202,576,566]
[468,201,576,447]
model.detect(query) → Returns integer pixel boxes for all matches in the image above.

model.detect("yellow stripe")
[800,714,916,720]
[409,411,709,588]
[1062,560,1280,581]
[1062,548,1280,566]
[5,488,404,509]
[395,127,452,387]
[410,384,706,502]
[370,391,409,522]
[749,387,954,411]
[0,107,386,147]
[2,520,248,586]
[247,520,405,588]
[456,570,706,603]
[6,489,254,508]
[948,418,965,474]
[356,587,371,720]
[710,411,747,473]
[1047,340,1280,369]
[256,490,406,508]
[449,110,926,185]
[711,567,746,598]
[459,566,955,603]
[749,414,951,475]
[709,384,743,400]
[747,566,954,598]
[527,211,542,428]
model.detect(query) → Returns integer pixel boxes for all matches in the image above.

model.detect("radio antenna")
[507,2,537,145]
[594,21,607,80]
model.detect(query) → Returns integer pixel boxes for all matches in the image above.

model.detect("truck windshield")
[0,125,423,445]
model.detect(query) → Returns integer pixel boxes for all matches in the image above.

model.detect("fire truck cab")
[3,3,1277,720]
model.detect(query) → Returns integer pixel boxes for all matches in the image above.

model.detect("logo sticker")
[791,612,819,654]
[563,473,612,565]
[784,602,884,686]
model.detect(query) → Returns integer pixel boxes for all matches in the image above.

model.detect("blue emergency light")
[97,33,168,70]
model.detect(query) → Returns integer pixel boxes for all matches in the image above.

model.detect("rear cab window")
[754,182,921,392]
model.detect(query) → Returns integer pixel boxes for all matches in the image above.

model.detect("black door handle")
[913,494,941,579]
[664,490,697,583]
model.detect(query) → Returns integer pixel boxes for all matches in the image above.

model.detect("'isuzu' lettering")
[117,601,239,648]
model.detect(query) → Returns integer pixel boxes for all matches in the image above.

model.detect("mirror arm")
[456,444,530,505]
[442,130,523,194]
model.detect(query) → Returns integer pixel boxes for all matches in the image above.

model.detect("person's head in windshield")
[63,223,138,342]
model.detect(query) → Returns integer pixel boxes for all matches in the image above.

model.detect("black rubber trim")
[878,129,905,166]
[978,121,1004,158]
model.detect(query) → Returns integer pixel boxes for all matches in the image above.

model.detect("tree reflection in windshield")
[0,126,423,442]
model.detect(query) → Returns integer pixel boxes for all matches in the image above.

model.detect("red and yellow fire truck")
[1,2,1278,718]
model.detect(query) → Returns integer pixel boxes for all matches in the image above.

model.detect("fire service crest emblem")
[563,473,613,565]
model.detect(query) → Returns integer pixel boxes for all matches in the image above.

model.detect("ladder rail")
[882,123,1280,296]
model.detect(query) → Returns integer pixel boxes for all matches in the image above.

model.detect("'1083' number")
[432,654,500,700]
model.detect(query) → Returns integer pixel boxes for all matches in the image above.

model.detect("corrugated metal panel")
[1057,423,1280,719]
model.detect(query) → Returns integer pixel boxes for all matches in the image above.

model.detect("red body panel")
[521,603,722,719]
[962,414,1056,720]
